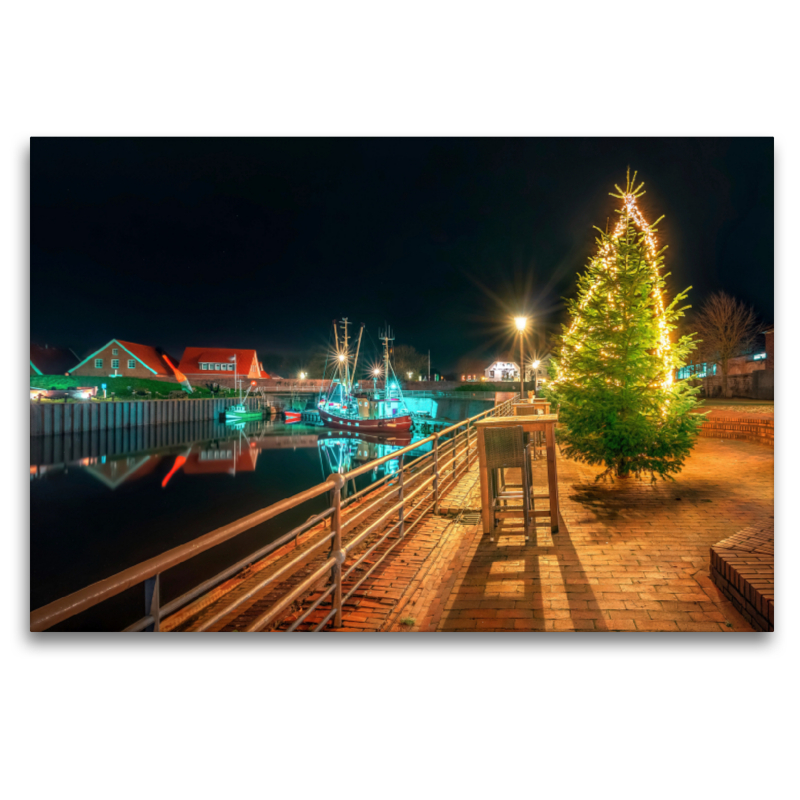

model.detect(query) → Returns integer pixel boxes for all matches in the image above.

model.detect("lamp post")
[514,317,527,401]
[531,359,541,396]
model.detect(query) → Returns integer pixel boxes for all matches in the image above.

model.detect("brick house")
[30,344,79,376]
[69,339,177,379]
[177,348,269,380]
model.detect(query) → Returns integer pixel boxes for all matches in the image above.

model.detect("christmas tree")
[544,169,702,481]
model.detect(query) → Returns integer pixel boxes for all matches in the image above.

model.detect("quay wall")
[29,397,260,437]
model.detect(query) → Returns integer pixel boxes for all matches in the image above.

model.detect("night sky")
[31,137,773,375]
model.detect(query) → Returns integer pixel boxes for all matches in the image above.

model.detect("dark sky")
[31,137,773,374]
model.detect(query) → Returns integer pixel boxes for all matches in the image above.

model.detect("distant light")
[373,368,381,376]
[338,354,346,362]
[532,360,541,369]
[251,381,256,386]
[299,372,306,379]
[514,316,528,331]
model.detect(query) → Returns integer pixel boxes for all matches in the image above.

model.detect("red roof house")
[69,339,177,378]
[30,344,80,376]
[178,348,269,379]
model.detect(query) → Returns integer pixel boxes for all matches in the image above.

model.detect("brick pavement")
[326,437,773,632]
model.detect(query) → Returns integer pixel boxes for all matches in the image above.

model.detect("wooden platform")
[710,523,774,631]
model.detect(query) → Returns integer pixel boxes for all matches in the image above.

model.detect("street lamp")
[299,372,306,380]
[514,316,528,401]
[531,359,541,396]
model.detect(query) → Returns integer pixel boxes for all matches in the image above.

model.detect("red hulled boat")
[318,319,413,434]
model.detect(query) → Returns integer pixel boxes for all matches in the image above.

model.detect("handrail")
[31,393,518,632]
[30,478,336,631]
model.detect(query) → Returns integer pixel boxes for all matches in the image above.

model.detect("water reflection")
[30,419,429,489]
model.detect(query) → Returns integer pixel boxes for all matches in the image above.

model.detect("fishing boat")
[318,319,413,433]
[224,380,264,423]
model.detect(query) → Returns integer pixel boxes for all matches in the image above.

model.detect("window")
[128,359,136,369]
[111,359,120,369]
[112,348,119,356]
[95,358,103,369]
[215,363,221,371]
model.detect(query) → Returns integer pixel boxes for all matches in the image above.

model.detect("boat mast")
[332,320,340,383]
[379,325,394,398]
[351,323,365,392]
[340,317,350,390]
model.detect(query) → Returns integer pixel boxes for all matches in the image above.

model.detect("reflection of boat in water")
[318,319,413,433]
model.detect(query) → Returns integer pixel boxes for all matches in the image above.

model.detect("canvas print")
[29,137,774,632]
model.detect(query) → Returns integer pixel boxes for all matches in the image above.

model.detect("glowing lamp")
[514,316,527,331]
[338,354,345,362]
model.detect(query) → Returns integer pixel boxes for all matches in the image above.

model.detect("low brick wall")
[710,524,774,631]
[697,413,774,446]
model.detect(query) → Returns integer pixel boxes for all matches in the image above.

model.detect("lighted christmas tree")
[544,169,702,481]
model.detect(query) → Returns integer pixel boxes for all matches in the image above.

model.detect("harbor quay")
[160,417,772,633]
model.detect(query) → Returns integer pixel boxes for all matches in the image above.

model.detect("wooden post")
[545,422,559,533]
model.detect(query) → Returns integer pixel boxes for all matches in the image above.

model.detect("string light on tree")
[544,169,702,481]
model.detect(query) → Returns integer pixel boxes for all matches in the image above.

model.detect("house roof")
[116,340,176,376]
[69,339,176,376]
[30,344,79,376]
[178,347,269,378]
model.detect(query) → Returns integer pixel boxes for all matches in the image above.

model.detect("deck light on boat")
[373,368,381,376]
[338,354,346,362]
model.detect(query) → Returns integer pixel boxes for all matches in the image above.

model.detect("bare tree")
[392,344,428,381]
[693,291,758,397]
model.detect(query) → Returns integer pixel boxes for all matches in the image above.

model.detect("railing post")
[330,474,345,629]
[144,574,160,632]
[433,432,440,515]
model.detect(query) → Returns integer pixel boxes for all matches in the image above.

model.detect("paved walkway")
[298,437,773,632]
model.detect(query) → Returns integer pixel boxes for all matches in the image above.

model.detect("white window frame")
[128,359,136,369]
[95,358,103,369]
[111,359,120,369]
[215,363,221,371]
[112,348,119,356]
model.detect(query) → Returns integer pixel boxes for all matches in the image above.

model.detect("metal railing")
[30,395,518,632]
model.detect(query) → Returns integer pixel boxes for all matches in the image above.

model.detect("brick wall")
[72,343,162,379]
[697,413,773,446]
[689,369,774,400]
[710,524,774,632]
[765,330,774,370]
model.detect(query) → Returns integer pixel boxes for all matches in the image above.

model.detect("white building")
[485,360,520,381]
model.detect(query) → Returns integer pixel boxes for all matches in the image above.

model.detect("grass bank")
[30,375,237,400]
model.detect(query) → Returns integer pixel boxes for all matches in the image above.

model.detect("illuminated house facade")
[70,339,176,378]
[485,360,520,381]
[178,348,268,379]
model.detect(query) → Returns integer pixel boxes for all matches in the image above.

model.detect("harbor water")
[30,395,493,630]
